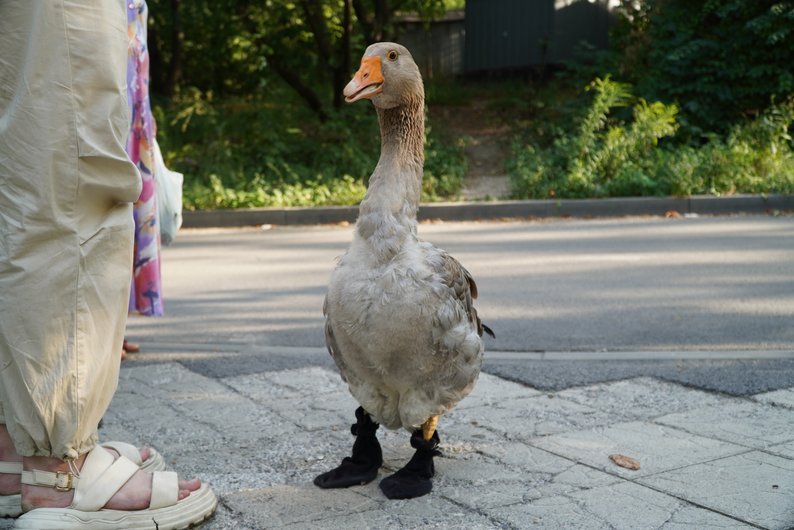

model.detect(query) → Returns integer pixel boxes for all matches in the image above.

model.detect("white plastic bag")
[152,139,183,246]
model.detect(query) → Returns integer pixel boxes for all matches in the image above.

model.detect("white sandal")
[100,441,165,473]
[0,461,22,518]
[14,445,216,529]
[0,441,165,520]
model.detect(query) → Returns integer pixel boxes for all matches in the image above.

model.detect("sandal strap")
[72,447,138,511]
[149,471,178,509]
[21,469,77,491]
[100,441,143,466]
[0,462,22,474]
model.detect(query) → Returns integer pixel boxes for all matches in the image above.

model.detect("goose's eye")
[387,50,398,61]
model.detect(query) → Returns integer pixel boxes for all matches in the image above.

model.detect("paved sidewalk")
[93,356,794,529]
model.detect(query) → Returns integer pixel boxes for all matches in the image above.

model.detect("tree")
[612,0,794,135]
[147,0,449,121]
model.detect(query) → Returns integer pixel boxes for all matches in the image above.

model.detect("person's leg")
[0,0,140,461]
[0,1,210,518]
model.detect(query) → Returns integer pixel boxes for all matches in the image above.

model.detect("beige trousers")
[0,1,142,459]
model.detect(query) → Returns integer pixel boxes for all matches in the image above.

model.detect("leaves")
[508,80,794,200]
[614,0,794,134]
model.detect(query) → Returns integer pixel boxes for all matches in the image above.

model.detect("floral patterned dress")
[127,0,163,316]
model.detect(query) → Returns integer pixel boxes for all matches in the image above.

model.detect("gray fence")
[397,1,616,78]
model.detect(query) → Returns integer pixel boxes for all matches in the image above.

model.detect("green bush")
[509,78,794,199]
[659,98,794,196]
[423,125,468,200]
[154,89,467,209]
[509,77,679,198]
[610,0,794,136]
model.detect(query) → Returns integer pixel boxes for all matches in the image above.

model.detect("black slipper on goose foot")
[379,430,441,500]
[315,407,383,488]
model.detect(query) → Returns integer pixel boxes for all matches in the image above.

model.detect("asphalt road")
[127,214,794,395]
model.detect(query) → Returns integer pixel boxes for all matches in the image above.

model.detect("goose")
[314,42,493,500]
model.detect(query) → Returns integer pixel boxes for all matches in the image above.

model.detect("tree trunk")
[267,54,328,122]
[333,0,353,109]
[165,0,183,97]
[148,22,165,95]
[352,0,375,44]
[374,0,388,41]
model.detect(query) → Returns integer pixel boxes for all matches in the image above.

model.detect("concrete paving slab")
[486,493,613,529]
[639,450,794,530]
[221,368,359,431]
[105,389,225,452]
[440,452,620,511]
[569,481,751,530]
[485,480,751,530]
[767,441,794,460]
[456,372,542,409]
[281,495,499,530]
[476,441,581,474]
[431,457,530,509]
[460,394,615,439]
[656,400,794,450]
[223,485,378,527]
[532,421,748,478]
[6,363,780,530]
[435,417,506,449]
[223,366,349,402]
[258,392,358,432]
[754,387,794,409]
[119,360,235,398]
[557,377,735,420]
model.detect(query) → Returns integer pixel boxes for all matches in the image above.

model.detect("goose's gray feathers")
[324,238,484,431]
[323,41,487,432]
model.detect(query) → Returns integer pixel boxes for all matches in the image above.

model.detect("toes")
[178,478,202,492]
[138,447,151,462]
[177,479,201,500]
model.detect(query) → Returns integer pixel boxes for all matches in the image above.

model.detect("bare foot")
[21,448,200,512]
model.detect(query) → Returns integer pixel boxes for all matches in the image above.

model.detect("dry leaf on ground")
[609,453,641,470]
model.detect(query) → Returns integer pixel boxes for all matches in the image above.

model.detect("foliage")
[509,78,794,199]
[659,97,794,196]
[607,0,794,135]
[147,0,453,120]
[154,89,467,210]
[509,77,679,198]
[423,125,468,200]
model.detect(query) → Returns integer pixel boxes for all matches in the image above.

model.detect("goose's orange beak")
[343,56,384,103]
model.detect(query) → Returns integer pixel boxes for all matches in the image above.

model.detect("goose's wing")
[433,247,494,339]
[323,293,353,383]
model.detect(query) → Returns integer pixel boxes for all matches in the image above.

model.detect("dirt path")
[432,100,513,200]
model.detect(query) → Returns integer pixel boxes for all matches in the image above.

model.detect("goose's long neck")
[356,94,424,261]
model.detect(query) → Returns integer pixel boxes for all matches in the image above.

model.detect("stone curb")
[182,194,794,228]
